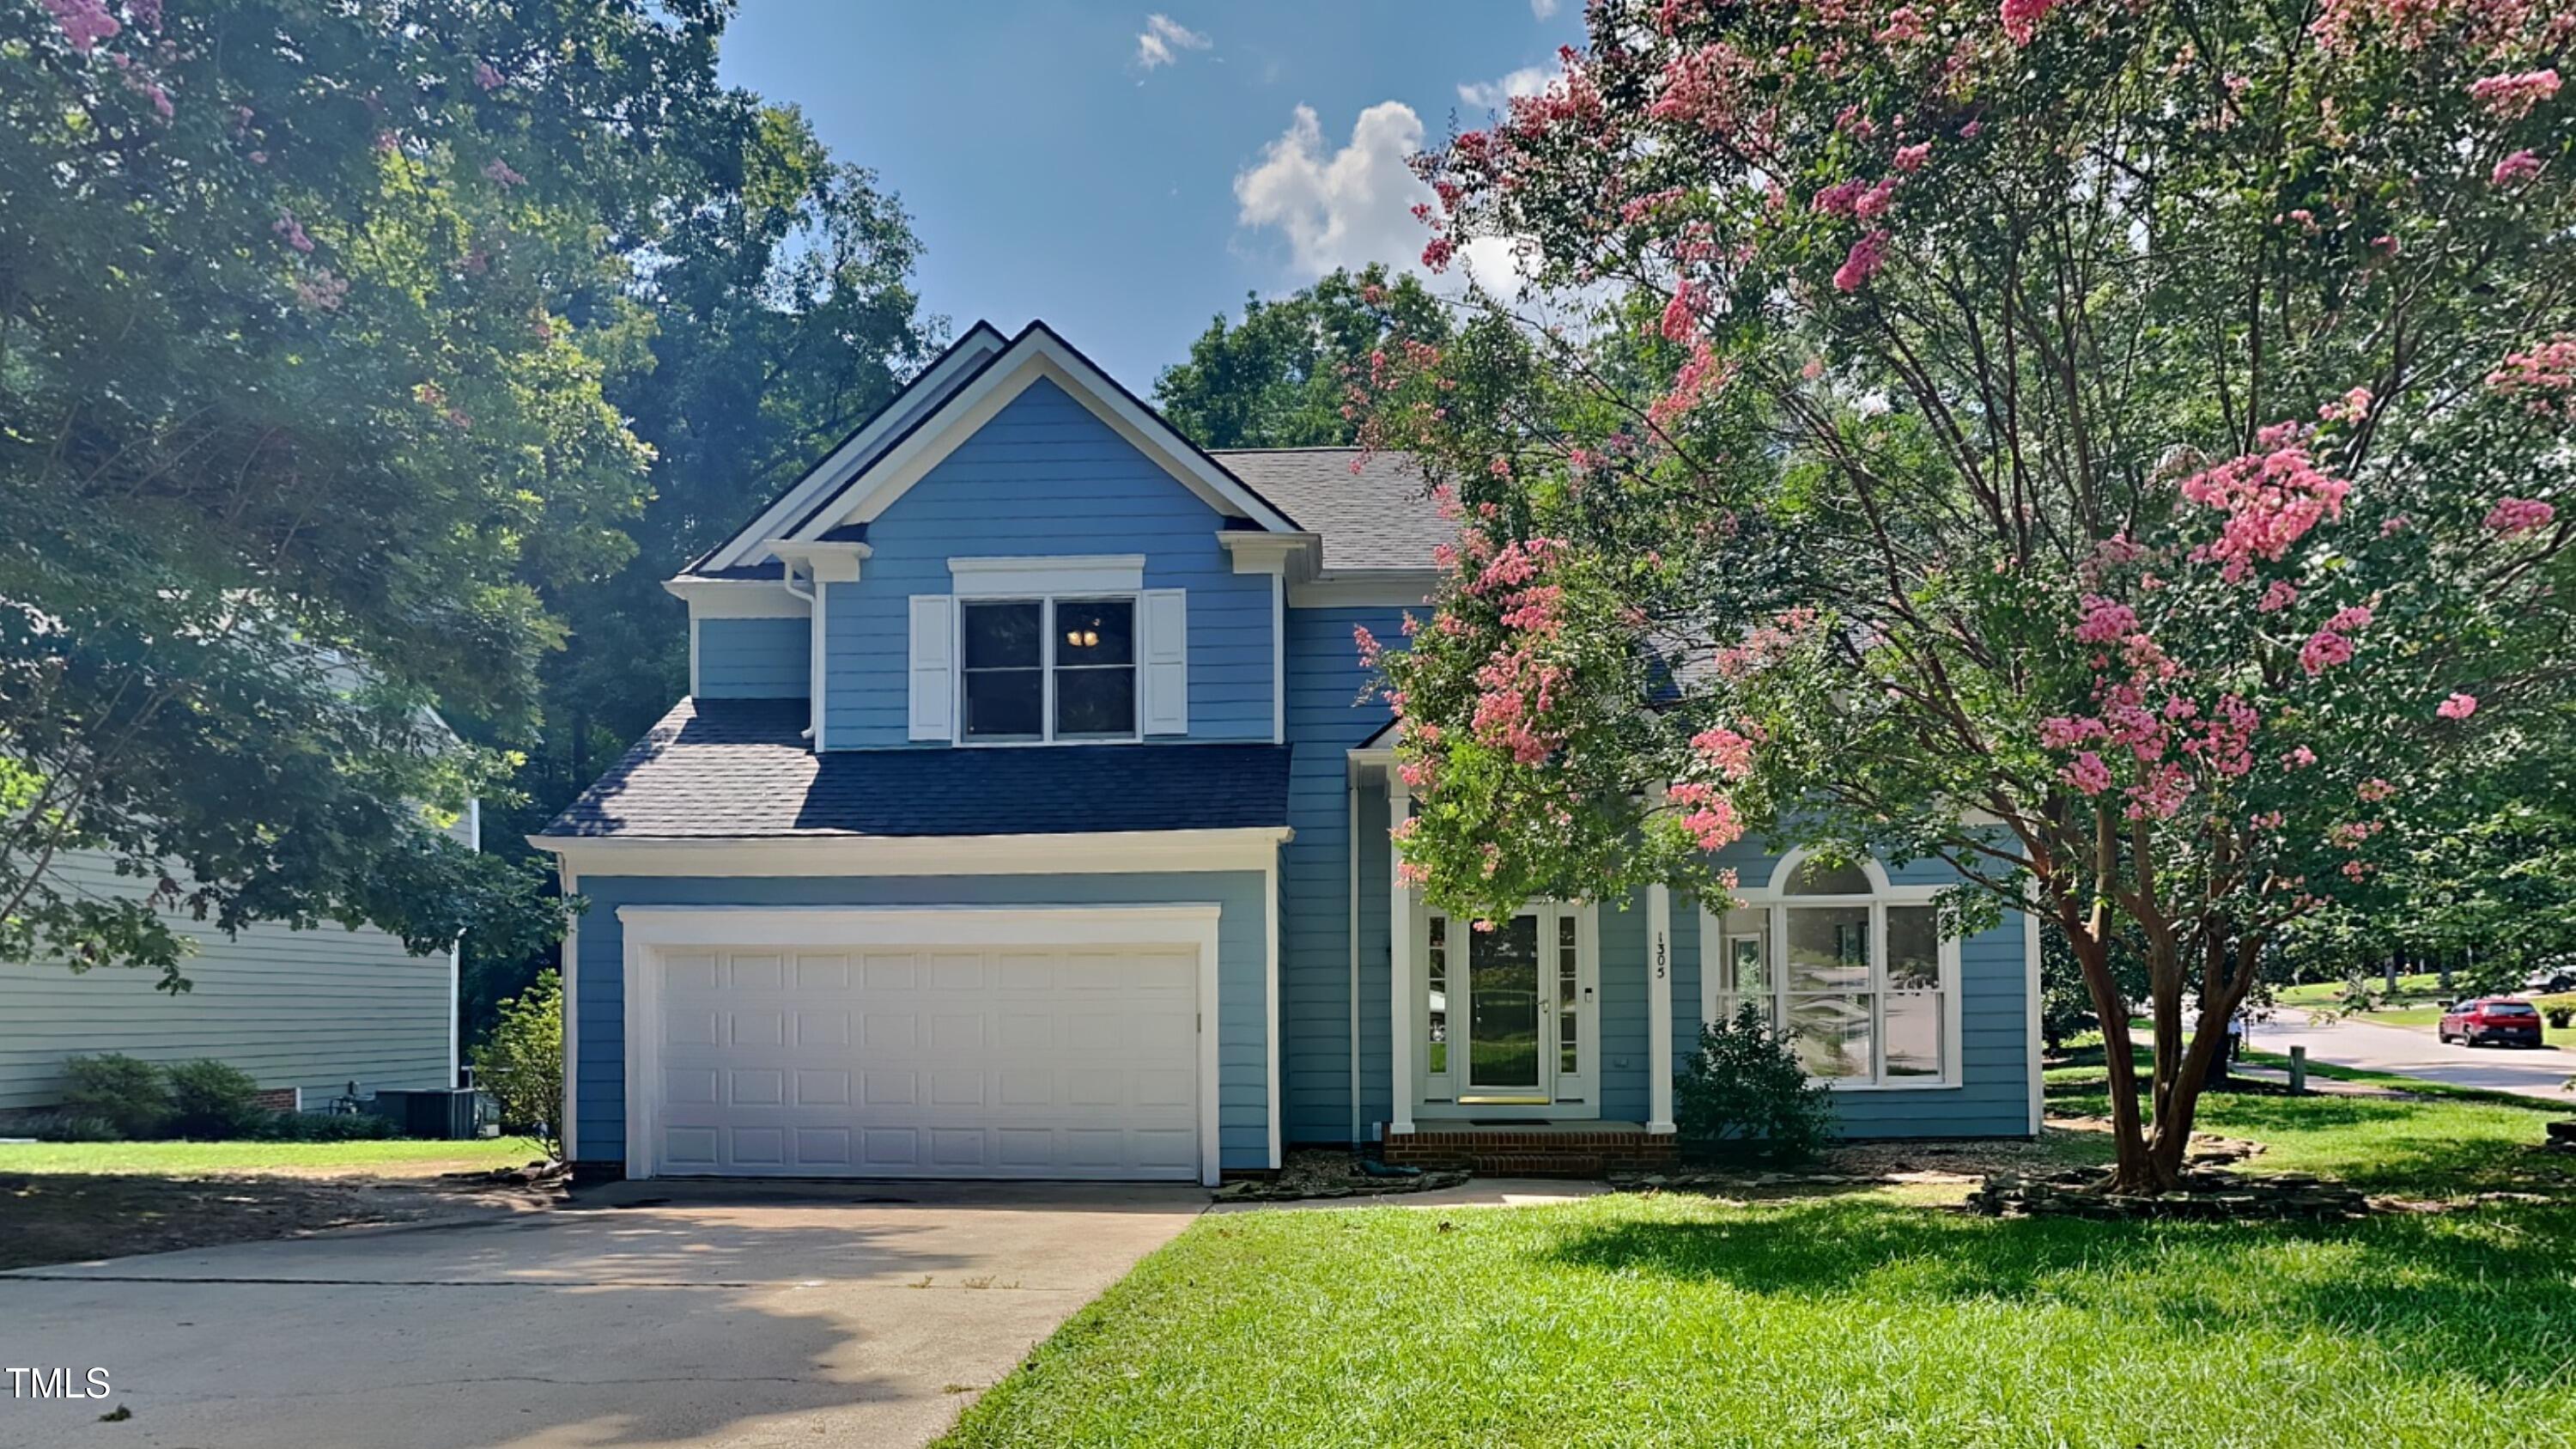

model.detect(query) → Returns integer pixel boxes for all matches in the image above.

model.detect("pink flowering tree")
[1369,0,2576,1191]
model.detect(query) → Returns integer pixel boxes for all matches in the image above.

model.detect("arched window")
[1704,851,1954,1087]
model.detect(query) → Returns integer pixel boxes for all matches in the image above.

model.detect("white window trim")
[617,904,1224,1187]
[953,594,1143,746]
[948,554,1145,598]
[1700,849,1964,1092]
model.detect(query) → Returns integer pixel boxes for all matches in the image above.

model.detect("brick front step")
[1382,1129,1676,1178]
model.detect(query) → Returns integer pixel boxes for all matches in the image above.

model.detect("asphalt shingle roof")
[541,698,1292,839]
[1211,448,1449,572]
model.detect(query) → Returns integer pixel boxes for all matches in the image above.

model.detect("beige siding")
[0,850,456,1111]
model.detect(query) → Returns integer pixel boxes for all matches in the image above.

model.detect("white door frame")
[1412,900,1599,1121]
[618,904,1224,1185]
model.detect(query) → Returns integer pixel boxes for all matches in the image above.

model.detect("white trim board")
[783,327,1301,543]
[662,578,811,618]
[530,827,1292,879]
[617,903,1225,1186]
[949,554,1146,597]
[1287,572,1438,608]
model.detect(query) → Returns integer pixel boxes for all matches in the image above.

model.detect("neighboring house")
[534,320,2039,1186]
[0,807,477,1117]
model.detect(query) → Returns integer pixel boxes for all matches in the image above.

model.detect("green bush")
[256,1108,400,1142]
[163,1059,267,1139]
[17,1110,125,1142]
[2546,1005,2574,1030]
[59,1053,171,1139]
[1673,1003,1838,1163]
[471,970,563,1158]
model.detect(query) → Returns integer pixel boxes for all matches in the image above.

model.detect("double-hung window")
[958,597,1137,743]
[1706,855,1953,1087]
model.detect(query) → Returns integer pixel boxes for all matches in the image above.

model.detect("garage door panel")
[650,940,1202,1180]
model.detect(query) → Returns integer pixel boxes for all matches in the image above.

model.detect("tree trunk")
[2384,953,2398,994]
[2057,902,2169,1192]
[2437,952,2452,993]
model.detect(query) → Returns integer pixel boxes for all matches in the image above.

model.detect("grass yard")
[0,1136,534,1178]
[946,1086,2576,1448]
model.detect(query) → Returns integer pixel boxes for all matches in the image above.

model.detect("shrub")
[2546,1005,2574,1031]
[257,1108,400,1142]
[163,1059,266,1139]
[59,1053,170,1139]
[16,1111,125,1142]
[471,970,563,1159]
[1673,1003,1838,1163]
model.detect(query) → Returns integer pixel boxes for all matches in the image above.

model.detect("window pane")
[962,600,1042,668]
[1783,858,1874,896]
[1785,906,1871,992]
[1788,993,1873,1078]
[1056,599,1134,666]
[1886,991,1944,1078]
[961,668,1042,739]
[1887,906,1941,989]
[1468,915,1541,1089]
[1427,918,1448,1075]
[1722,908,1771,996]
[1054,666,1136,736]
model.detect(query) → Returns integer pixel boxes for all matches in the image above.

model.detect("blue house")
[533,321,2039,1185]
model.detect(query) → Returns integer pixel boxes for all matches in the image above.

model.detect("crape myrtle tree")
[0,0,756,987]
[1154,265,1451,448]
[1363,0,2576,1190]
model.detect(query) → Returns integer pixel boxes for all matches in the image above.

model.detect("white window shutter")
[1141,588,1188,736]
[908,594,954,740]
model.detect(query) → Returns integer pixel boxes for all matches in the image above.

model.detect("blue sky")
[717,1,1583,389]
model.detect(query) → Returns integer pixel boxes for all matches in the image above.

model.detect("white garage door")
[645,941,1202,1180]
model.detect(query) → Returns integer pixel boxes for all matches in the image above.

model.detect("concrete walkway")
[2246,1011,2574,1103]
[0,1179,1204,1449]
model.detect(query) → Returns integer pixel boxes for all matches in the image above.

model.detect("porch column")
[1648,879,1676,1134]
[1388,777,1415,1137]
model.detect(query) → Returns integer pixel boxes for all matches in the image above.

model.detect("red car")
[2439,997,2547,1048]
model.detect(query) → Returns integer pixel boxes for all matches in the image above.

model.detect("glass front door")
[1464,914,1544,1100]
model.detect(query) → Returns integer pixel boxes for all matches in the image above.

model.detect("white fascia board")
[1287,571,1439,608]
[704,323,1010,572]
[617,901,1222,949]
[795,332,1303,541]
[662,577,811,619]
[527,826,1292,879]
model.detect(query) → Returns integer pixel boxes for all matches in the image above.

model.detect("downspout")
[780,560,818,744]
[1347,775,1362,1145]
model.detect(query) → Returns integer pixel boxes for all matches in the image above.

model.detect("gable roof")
[1213,448,1449,572]
[538,698,1291,838]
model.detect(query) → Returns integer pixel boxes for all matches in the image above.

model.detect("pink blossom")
[2437,692,2478,721]
[1874,6,1926,42]
[2324,605,2373,633]
[2257,579,2300,613]
[2493,149,2545,186]
[2071,594,2139,644]
[1682,800,1744,850]
[272,212,314,253]
[474,59,506,90]
[1353,624,1382,667]
[2061,751,2112,796]
[2358,777,2396,803]
[2485,337,2576,416]
[2341,859,2371,881]
[483,158,526,187]
[40,0,120,54]
[1659,282,1705,343]
[2468,70,2560,119]
[2283,745,2318,770]
[2483,497,2556,534]
[1420,235,1455,272]
[1832,229,1890,292]
[1395,859,1431,888]
[127,0,158,27]
[2038,715,2104,749]
[1691,726,1757,779]
[2317,386,2371,424]
[2001,0,2067,46]
[2177,423,2352,582]
[2299,628,2356,674]
[1893,142,1933,173]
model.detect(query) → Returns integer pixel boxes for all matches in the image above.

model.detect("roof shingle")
[1211,448,1449,572]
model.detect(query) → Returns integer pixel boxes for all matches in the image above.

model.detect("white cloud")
[1134,13,1211,70]
[1232,101,1552,301]
[1456,64,1553,112]
[1529,0,1561,15]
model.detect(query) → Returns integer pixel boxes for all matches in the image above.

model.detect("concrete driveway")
[2249,1011,2573,1102]
[0,1179,1205,1449]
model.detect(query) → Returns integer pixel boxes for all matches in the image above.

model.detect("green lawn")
[0,1137,536,1177]
[946,1087,2576,1448]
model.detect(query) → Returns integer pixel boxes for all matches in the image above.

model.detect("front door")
[1421,904,1595,1111]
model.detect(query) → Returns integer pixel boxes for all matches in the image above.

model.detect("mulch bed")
[1967,1167,2372,1221]
[1216,1148,1470,1202]
[0,1172,560,1271]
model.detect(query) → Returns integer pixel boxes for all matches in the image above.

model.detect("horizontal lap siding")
[696,617,811,698]
[1282,606,1409,1145]
[821,377,1272,747]
[569,870,1273,1171]
[0,852,451,1111]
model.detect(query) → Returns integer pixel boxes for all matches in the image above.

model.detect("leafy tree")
[1155,265,1449,447]
[471,968,563,1157]
[1366,0,2576,1191]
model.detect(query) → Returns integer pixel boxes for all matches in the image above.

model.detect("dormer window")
[959,597,1136,743]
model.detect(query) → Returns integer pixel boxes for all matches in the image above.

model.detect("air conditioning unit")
[368,1087,480,1140]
